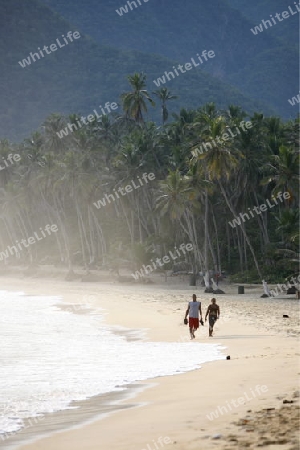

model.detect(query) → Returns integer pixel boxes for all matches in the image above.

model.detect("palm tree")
[224,105,247,125]
[191,114,263,278]
[234,115,271,250]
[199,102,218,120]
[121,73,155,123]
[156,169,204,275]
[0,139,19,187]
[153,87,177,125]
[275,209,299,246]
[261,145,299,205]
[43,113,75,154]
[264,116,284,155]
[185,162,214,281]
[274,209,299,272]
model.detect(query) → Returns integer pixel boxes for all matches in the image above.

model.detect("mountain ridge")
[39,0,299,117]
[0,0,278,141]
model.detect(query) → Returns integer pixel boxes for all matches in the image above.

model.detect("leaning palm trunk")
[204,189,209,274]
[89,206,107,264]
[253,192,270,244]
[211,206,221,273]
[183,210,204,269]
[75,200,89,271]
[237,227,244,272]
[204,271,210,288]
[53,194,73,272]
[182,210,204,285]
[191,211,204,272]
[218,180,262,279]
[16,212,34,264]
[207,225,218,272]
[38,188,64,263]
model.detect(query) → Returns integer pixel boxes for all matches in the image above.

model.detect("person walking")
[184,294,202,339]
[205,298,220,337]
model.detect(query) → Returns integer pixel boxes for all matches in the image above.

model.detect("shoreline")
[0,278,225,450]
[3,382,155,450]
[0,276,299,450]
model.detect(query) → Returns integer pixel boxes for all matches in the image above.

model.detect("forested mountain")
[226,0,299,44]
[1,0,297,141]
[40,0,299,118]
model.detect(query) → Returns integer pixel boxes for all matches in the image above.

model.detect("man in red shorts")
[184,294,202,339]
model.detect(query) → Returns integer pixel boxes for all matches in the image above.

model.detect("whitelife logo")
[0,224,58,261]
[153,50,215,87]
[250,3,300,35]
[269,274,300,297]
[288,91,300,106]
[56,101,119,139]
[116,0,150,16]
[206,385,268,421]
[0,153,21,171]
[140,436,172,450]
[192,121,253,158]
[228,191,290,229]
[131,243,193,280]
[93,173,155,209]
[18,31,81,68]
[1,415,45,442]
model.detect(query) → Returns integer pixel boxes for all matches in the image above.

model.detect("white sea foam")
[0,290,224,436]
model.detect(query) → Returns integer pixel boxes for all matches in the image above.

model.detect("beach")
[0,273,299,450]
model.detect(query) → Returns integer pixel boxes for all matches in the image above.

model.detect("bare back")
[208,303,219,316]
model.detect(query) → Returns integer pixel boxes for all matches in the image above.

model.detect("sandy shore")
[0,274,299,450]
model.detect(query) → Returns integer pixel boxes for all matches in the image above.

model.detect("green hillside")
[40,0,299,118]
[0,0,274,141]
[226,0,299,44]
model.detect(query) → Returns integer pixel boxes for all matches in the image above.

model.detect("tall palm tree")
[156,169,204,273]
[43,114,74,154]
[153,87,177,125]
[191,114,263,278]
[121,73,155,123]
[185,162,214,279]
[224,105,246,125]
[261,145,299,205]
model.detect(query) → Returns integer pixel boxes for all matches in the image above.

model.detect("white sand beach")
[0,274,299,450]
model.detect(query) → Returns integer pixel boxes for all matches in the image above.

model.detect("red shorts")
[189,318,199,329]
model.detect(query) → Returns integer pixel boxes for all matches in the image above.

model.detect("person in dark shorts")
[205,298,220,337]
[184,294,202,339]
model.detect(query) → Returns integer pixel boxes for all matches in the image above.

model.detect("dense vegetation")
[0,73,298,283]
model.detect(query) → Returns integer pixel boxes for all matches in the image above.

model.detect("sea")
[0,290,225,440]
